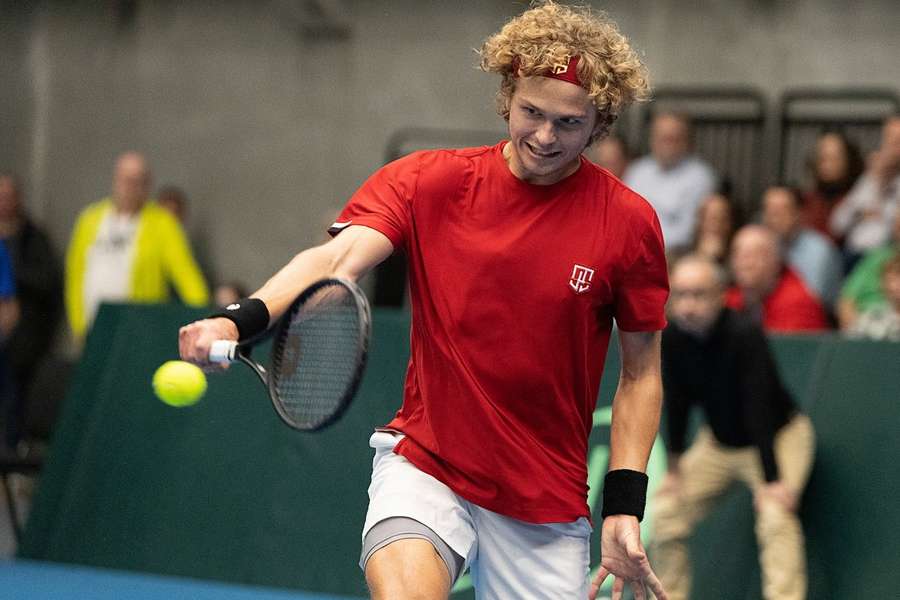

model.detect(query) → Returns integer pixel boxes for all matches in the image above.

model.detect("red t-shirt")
[725,267,829,332]
[332,142,669,523]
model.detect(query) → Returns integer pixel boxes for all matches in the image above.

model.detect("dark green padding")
[18,306,900,598]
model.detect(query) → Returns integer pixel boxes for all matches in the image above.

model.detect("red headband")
[512,55,583,88]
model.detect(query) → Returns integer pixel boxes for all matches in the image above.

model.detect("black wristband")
[209,297,270,341]
[601,469,649,521]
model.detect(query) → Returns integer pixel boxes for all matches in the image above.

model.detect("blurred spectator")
[213,281,249,309]
[654,254,814,600]
[848,253,900,341]
[0,173,63,441]
[589,134,630,179]
[762,185,843,309]
[65,152,210,341]
[688,192,740,267]
[830,115,900,262]
[156,183,215,283]
[726,225,829,332]
[0,239,21,449]
[625,112,717,251]
[157,184,188,224]
[801,131,864,239]
[837,211,900,329]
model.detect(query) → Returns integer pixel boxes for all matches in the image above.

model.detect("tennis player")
[180,3,669,598]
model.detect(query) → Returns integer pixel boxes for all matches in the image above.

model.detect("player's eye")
[522,105,539,116]
[560,118,582,127]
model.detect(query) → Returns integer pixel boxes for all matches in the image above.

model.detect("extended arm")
[591,329,668,600]
[179,225,393,364]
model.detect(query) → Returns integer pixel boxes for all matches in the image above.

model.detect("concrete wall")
[1,0,898,290]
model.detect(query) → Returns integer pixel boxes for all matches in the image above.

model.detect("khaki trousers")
[650,414,815,600]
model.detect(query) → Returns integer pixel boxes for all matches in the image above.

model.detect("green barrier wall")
[19,305,900,599]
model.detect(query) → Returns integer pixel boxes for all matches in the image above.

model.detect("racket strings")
[271,285,363,428]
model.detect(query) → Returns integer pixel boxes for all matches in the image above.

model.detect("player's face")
[506,76,596,185]
[668,261,724,336]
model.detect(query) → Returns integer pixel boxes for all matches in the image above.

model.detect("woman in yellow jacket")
[65,197,210,339]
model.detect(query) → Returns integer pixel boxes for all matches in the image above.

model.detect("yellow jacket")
[65,198,210,338]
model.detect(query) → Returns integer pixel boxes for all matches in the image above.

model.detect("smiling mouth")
[525,142,561,159]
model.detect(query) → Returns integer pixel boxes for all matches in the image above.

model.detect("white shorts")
[361,431,592,599]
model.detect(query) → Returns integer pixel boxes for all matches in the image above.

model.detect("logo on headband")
[551,56,571,75]
[511,55,584,87]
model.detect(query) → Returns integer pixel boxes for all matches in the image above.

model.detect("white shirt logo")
[226,303,241,310]
[569,264,595,294]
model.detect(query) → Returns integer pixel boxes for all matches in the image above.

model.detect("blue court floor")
[0,559,366,600]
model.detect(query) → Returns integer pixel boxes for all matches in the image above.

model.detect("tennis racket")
[208,278,371,431]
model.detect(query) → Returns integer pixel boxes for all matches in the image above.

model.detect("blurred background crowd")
[0,1,898,462]
[0,11,898,588]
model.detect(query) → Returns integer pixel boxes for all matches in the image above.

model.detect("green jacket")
[65,198,210,338]
[841,244,900,312]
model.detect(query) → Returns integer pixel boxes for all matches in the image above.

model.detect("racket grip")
[209,340,238,363]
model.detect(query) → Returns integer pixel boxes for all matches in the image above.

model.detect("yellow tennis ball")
[153,360,207,407]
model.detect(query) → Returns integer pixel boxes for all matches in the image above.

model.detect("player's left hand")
[589,514,668,600]
[754,480,798,513]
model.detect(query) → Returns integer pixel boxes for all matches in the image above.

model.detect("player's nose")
[533,121,557,146]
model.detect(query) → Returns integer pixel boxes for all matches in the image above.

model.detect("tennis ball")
[153,360,207,407]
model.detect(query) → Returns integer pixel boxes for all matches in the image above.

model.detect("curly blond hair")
[479,1,650,143]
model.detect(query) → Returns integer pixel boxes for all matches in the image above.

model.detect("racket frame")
[264,277,371,431]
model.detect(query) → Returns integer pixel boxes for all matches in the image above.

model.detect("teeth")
[529,145,556,157]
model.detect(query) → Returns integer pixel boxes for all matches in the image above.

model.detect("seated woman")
[682,191,741,269]
[801,130,864,241]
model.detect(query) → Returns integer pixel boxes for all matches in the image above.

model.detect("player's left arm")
[609,329,662,472]
[591,329,667,600]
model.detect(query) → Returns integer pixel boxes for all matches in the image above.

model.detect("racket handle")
[209,340,238,363]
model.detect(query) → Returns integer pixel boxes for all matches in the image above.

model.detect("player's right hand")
[179,317,238,369]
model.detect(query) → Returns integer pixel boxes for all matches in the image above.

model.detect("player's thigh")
[470,508,591,600]
[366,538,451,600]
[360,431,475,598]
[361,432,476,561]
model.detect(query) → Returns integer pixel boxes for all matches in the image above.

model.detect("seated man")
[726,225,829,332]
[625,112,717,251]
[652,254,816,600]
[762,185,843,308]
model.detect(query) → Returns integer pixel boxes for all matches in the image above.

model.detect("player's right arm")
[178,225,394,365]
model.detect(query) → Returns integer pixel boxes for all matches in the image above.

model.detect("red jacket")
[726,267,829,332]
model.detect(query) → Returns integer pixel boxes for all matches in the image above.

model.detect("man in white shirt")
[625,112,717,251]
[65,152,209,340]
[830,115,900,258]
